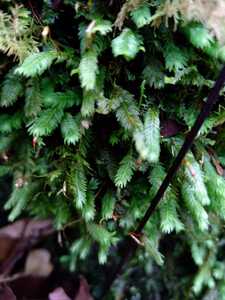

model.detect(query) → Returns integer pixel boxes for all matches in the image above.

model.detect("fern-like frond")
[0,112,22,133]
[204,154,225,219]
[109,86,133,111]
[143,214,164,265]
[15,50,60,77]
[66,238,91,271]
[164,43,188,72]
[101,191,116,220]
[112,28,143,61]
[0,70,23,107]
[25,78,42,117]
[130,4,151,28]
[86,223,113,246]
[160,197,184,233]
[4,182,38,221]
[150,165,183,233]
[184,22,213,49]
[144,107,160,163]
[143,236,164,266]
[87,19,112,36]
[114,151,136,188]
[183,152,210,206]
[70,164,87,209]
[28,107,64,137]
[0,6,38,61]
[79,50,98,91]
[181,180,209,231]
[142,60,165,89]
[81,90,97,116]
[61,113,81,145]
[116,100,141,131]
[82,191,96,221]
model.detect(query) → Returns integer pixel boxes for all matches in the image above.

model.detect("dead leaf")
[74,277,93,300]
[0,238,16,262]
[161,119,182,137]
[48,277,93,300]
[0,219,54,274]
[0,285,16,300]
[25,249,53,277]
[10,274,49,299]
[49,287,71,300]
[0,219,53,240]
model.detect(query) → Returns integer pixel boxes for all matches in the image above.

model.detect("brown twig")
[62,218,82,231]
[28,0,43,25]
[0,272,26,284]
[0,220,29,275]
